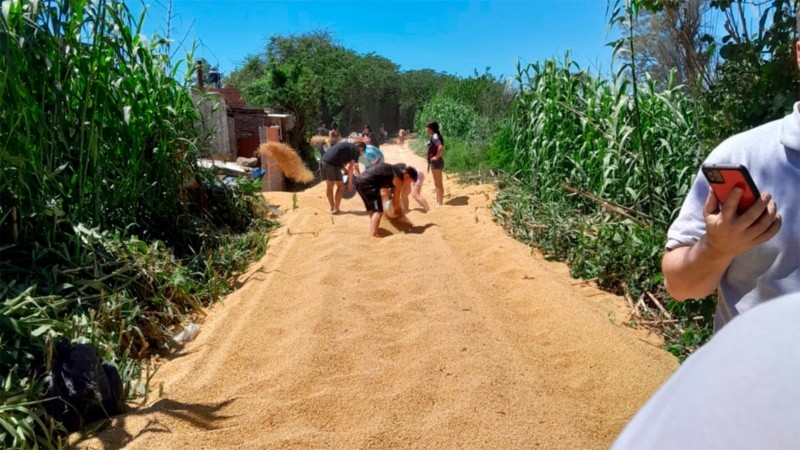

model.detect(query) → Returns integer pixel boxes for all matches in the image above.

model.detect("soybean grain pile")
[79,142,677,450]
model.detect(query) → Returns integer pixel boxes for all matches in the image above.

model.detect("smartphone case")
[701,164,761,214]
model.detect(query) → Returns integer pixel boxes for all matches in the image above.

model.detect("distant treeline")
[224,30,512,141]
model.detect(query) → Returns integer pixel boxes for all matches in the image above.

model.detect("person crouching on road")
[319,141,365,214]
[355,162,418,237]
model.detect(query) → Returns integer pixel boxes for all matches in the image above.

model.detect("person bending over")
[319,141,365,214]
[355,144,385,174]
[401,170,430,213]
[355,162,417,237]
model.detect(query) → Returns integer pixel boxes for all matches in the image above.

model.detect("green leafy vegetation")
[0,0,276,447]
[409,0,797,360]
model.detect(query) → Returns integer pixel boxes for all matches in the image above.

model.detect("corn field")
[0,1,274,447]
[492,53,715,357]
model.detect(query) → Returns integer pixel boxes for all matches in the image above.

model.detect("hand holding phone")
[701,164,761,215]
[699,163,781,259]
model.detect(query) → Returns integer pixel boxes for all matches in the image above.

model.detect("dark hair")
[405,166,418,182]
[426,121,444,144]
[331,122,338,129]
[364,125,372,132]
[394,163,417,181]
[354,141,366,150]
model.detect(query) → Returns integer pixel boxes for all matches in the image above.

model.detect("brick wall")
[230,112,269,158]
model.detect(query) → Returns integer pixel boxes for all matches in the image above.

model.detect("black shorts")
[356,181,383,212]
[429,158,445,171]
[320,161,343,182]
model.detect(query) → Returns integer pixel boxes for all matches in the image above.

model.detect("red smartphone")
[701,164,761,214]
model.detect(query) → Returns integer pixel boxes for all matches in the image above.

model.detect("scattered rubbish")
[266,204,284,217]
[173,322,201,345]
[198,158,249,177]
[249,167,265,179]
[236,156,259,168]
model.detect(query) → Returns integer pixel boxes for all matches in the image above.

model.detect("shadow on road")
[445,196,469,206]
[71,398,238,449]
[406,223,437,234]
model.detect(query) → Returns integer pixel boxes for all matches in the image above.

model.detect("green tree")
[438,69,514,122]
[704,0,799,139]
[265,30,355,126]
[243,61,320,160]
[615,0,715,90]
[225,55,267,94]
[342,53,401,133]
[398,69,454,130]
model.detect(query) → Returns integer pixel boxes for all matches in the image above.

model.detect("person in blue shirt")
[357,145,385,172]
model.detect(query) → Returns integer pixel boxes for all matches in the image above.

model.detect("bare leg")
[432,169,444,206]
[333,181,345,212]
[401,184,411,211]
[325,180,335,211]
[411,185,430,212]
[369,211,383,237]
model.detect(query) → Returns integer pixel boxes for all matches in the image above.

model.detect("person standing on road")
[355,162,418,237]
[362,124,379,148]
[328,122,341,147]
[379,123,388,146]
[319,141,365,214]
[426,121,445,207]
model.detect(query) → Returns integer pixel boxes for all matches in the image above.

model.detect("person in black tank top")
[425,121,445,207]
[355,163,418,237]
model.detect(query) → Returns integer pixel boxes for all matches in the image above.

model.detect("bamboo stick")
[646,291,672,319]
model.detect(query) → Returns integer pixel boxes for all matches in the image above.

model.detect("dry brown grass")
[309,136,328,147]
[259,142,315,183]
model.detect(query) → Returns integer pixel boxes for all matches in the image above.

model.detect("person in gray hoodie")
[661,43,800,331]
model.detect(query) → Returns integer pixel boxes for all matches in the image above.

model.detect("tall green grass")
[494,53,715,357]
[0,0,202,244]
[0,1,276,447]
[412,94,498,173]
[415,52,716,358]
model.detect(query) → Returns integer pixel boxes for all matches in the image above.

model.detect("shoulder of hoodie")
[706,116,785,163]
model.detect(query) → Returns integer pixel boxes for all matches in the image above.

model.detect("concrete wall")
[192,91,231,159]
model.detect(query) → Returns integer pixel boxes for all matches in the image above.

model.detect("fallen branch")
[286,229,319,237]
[624,291,637,317]
[624,287,641,318]
[635,296,649,316]
[498,210,547,229]
[637,316,704,325]
[562,183,653,227]
[646,291,672,319]
[637,319,682,325]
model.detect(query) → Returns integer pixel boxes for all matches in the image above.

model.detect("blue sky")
[129,0,618,80]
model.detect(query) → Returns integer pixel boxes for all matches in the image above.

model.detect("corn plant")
[490,51,714,359]
[0,0,277,447]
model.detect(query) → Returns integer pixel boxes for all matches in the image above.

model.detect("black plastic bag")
[43,340,125,432]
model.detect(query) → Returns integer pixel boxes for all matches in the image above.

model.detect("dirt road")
[79,143,677,449]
